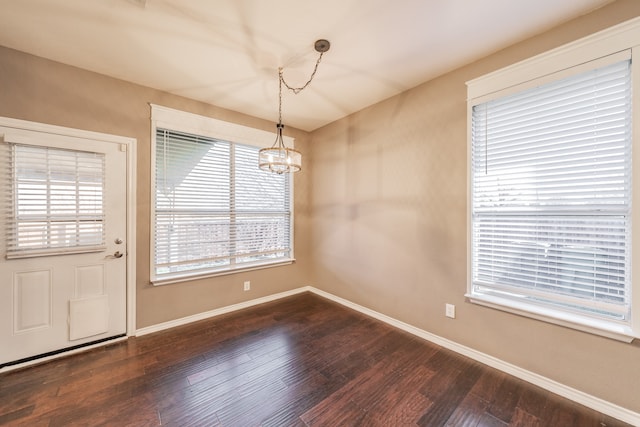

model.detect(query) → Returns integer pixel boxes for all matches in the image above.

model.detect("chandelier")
[259,39,330,174]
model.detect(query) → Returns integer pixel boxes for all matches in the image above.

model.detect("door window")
[6,143,106,258]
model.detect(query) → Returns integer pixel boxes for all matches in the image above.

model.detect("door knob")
[113,251,124,258]
[114,238,123,244]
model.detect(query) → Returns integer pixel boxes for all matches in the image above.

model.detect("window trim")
[466,17,640,342]
[149,105,295,285]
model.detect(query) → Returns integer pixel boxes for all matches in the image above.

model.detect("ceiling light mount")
[314,39,331,53]
[259,39,330,174]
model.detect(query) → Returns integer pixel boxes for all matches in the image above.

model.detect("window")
[467,20,640,341]
[150,105,294,284]
[4,141,105,259]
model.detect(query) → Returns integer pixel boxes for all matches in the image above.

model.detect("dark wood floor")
[0,293,632,426]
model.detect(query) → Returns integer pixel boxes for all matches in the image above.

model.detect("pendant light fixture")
[259,39,330,174]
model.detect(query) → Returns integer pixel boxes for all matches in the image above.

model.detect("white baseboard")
[307,287,640,426]
[135,287,311,337]
[134,285,639,425]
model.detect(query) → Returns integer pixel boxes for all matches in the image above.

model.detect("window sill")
[151,258,295,286]
[465,293,636,343]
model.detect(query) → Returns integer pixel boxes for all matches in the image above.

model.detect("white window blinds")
[153,128,292,281]
[5,143,106,258]
[470,58,632,322]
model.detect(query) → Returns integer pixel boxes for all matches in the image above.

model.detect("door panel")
[13,269,52,333]
[0,127,127,366]
[69,294,109,340]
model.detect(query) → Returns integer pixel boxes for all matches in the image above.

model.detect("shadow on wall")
[310,80,468,301]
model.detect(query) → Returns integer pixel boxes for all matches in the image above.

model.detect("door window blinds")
[153,128,292,281]
[5,143,106,258]
[470,58,632,321]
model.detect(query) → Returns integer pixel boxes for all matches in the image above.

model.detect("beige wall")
[0,46,313,328]
[310,0,640,414]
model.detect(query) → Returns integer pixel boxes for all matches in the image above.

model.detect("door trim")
[0,117,137,361]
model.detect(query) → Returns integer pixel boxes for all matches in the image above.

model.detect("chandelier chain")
[277,51,325,124]
[280,51,325,94]
[260,40,328,174]
[278,68,283,125]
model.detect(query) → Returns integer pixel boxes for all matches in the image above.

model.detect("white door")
[0,126,127,366]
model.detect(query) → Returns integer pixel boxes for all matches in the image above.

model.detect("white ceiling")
[0,0,614,131]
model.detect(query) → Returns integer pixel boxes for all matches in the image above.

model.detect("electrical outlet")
[445,303,456,319]
[243,281,251,291]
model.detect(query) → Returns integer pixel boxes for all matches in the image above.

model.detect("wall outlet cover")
[445,303,456,318]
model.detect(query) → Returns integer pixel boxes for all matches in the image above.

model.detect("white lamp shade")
[259,147,301,174]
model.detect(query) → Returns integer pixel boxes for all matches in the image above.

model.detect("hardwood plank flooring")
[0,293,632,426]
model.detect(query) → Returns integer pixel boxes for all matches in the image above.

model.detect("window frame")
[466,17,640,342]
[149,104,295,285]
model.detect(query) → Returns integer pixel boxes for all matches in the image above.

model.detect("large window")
[467,21,640,341]
[151,106,294,284]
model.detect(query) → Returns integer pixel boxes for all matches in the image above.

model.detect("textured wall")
[0,46,313,328]
[309,0,640,413]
